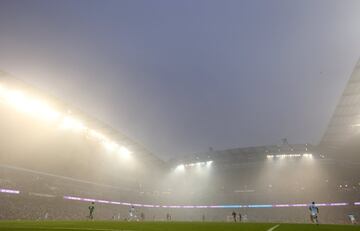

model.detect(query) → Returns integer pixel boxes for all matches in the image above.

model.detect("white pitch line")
[267,224,280,231]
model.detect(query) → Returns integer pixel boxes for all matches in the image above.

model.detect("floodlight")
[175,164,185,172]
[0,83,5,92]
[5,90,27,110]
[89,129,107,142]
[273,154,302,158]
[60,116,87,132]
[0,88,61,122]
[303,153,313,158]
[26,100,60,121]
[119,146,131,158]
[103,140,118,152]
[37,104,60,121]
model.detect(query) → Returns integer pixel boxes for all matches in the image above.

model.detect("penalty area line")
[267,224,280,231]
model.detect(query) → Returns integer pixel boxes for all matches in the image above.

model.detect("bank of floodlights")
[175,160,213,172]
[266,153,313,159]
[0,82,132,160]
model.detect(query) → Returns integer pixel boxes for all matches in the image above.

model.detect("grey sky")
[0,0,359,160]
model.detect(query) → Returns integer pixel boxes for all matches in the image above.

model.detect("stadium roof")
[319,58,360,154]
[0,71,165,168]
[2,58,359,168]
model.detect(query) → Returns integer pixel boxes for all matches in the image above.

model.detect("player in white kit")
[348,214,357,224]
[309,202,319,224]
[128,205,137,221]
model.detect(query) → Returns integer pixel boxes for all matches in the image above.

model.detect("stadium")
[1,1,360,231]
[0,60,359,230]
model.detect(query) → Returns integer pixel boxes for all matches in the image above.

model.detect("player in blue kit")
[309,202,319,224]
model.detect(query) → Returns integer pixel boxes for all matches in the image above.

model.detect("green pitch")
[0,221,358,231]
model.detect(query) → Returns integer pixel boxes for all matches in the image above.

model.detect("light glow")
[206,160,213,166]
[0,88,60,122]
[103,140,118,152]
[60,116,87,132]
[0,83,132,160]
[178,160,214,170]
[24,100,60,121]
[119,146,131,158]
[302,153,313,158]
[267,153,313,159]
[89,129,107,142]
[5,90,28,108]
[175,164,185,172]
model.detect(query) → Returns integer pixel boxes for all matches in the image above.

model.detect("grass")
[0,221,357,231]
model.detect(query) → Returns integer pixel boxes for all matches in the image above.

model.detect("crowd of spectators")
[0,160,359,224]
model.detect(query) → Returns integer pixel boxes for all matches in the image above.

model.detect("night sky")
[0,0,359,160]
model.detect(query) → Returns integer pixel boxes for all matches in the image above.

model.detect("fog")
[0,70,359,223]
[0,0,360,221]
[1,0,360,160]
